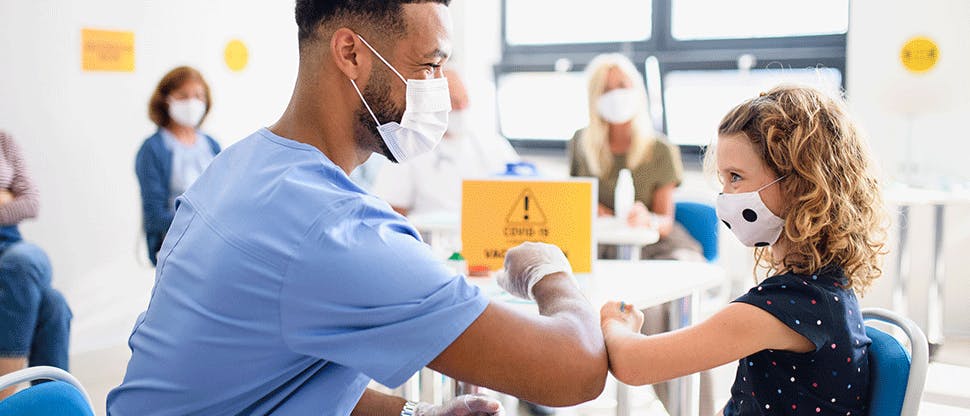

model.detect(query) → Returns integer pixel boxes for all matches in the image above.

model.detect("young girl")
[600,85,887,415]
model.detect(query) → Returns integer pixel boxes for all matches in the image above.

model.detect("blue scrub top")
[108,128,489,416]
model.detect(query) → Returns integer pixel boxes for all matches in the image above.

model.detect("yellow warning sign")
[224,39,249,72]
[900,36,939,74]
[462,178,595,274]
[81,28,135,72]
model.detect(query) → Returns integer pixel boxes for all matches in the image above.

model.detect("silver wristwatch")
[400,400,419,416]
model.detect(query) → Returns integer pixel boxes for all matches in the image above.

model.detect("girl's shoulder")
[757,265,848,290]
[734,266,860,352]
[736,266,853,320]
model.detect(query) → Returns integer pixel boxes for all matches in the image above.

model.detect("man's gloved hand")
[496,241,574,300]
[414,394,505,416]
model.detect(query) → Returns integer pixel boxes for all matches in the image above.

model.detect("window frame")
[497,0,847,155]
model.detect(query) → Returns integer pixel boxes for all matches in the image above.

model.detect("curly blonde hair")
[717,85,888,292]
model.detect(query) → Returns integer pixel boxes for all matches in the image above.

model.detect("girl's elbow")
[610,365,650,387]
[607,346,654,387]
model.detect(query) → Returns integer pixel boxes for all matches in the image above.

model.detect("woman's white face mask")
[168,98,207,128]
[349,34,451,163]
[596,88,637,124]
[716,175,787,247]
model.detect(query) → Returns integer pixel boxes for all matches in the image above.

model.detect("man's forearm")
[351,388,406,416]
[532,272,591,318]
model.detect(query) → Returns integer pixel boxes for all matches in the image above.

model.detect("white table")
[465,260,726,416]
[595,217,660,261]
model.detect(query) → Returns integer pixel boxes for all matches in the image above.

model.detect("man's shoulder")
[188,129,372,231]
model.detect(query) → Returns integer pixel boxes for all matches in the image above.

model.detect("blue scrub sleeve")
[280,203,488,388]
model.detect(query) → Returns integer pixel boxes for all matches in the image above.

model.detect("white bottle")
[614,168,635,222]
[447,252,469,276]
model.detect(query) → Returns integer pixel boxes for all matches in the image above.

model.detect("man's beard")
[355,68,405,163]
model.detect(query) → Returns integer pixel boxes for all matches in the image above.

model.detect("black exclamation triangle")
[524,196,529,221]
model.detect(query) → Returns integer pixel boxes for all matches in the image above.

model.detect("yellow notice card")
[81,28,135,72]
[462,178,595,274]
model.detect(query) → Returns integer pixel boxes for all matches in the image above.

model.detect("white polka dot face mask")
[716,176,786,248]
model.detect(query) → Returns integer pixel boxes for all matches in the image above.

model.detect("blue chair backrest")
[674,201,718,262]
[866,326,911,416]
[0,381,94,416]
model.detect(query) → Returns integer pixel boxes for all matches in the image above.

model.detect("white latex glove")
[496,241,574,300]
[414,394,505,416]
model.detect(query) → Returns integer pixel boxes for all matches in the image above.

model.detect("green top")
[568,128,683,210]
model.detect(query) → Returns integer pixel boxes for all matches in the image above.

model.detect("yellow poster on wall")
[81,28,135,72]
[900,36,939,74]
[462,178,595,274]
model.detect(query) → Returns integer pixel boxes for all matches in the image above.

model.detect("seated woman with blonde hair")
[569,53,712,415]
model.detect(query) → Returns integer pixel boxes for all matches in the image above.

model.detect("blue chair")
[863,308,928,416]
[0,366,94,416]
[674,201,719,262]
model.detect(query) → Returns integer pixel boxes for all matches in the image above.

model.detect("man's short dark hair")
[295,0,451,47]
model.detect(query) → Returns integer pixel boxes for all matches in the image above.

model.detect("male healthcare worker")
[106,1,607,415]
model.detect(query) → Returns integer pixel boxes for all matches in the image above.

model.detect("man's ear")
[331,28,368,82]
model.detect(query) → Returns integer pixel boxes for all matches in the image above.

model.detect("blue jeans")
[0,242,71,371]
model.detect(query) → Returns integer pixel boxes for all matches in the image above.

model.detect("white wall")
[0,0,298,349]
[847,0,970,336]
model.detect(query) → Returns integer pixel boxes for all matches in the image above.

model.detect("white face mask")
[350,35,451,163]
[596,88,637,124]
[168,98,207,128]
[446,110,466,138]
[716,175,786,248]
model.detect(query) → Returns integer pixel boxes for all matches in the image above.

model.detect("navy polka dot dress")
[723,266,871,415]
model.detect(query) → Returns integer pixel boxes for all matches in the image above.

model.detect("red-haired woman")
[136,66,221,265]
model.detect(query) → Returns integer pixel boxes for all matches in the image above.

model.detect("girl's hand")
[626,201,653,228]
[600,301,644,333]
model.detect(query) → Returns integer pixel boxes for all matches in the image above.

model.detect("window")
[664,67,843,146]
[505,0,652,46]
[498,0,848,152]
[497,72,589,141]
[671,0,849,40]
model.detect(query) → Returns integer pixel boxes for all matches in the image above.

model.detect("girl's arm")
[600,301,815,386]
